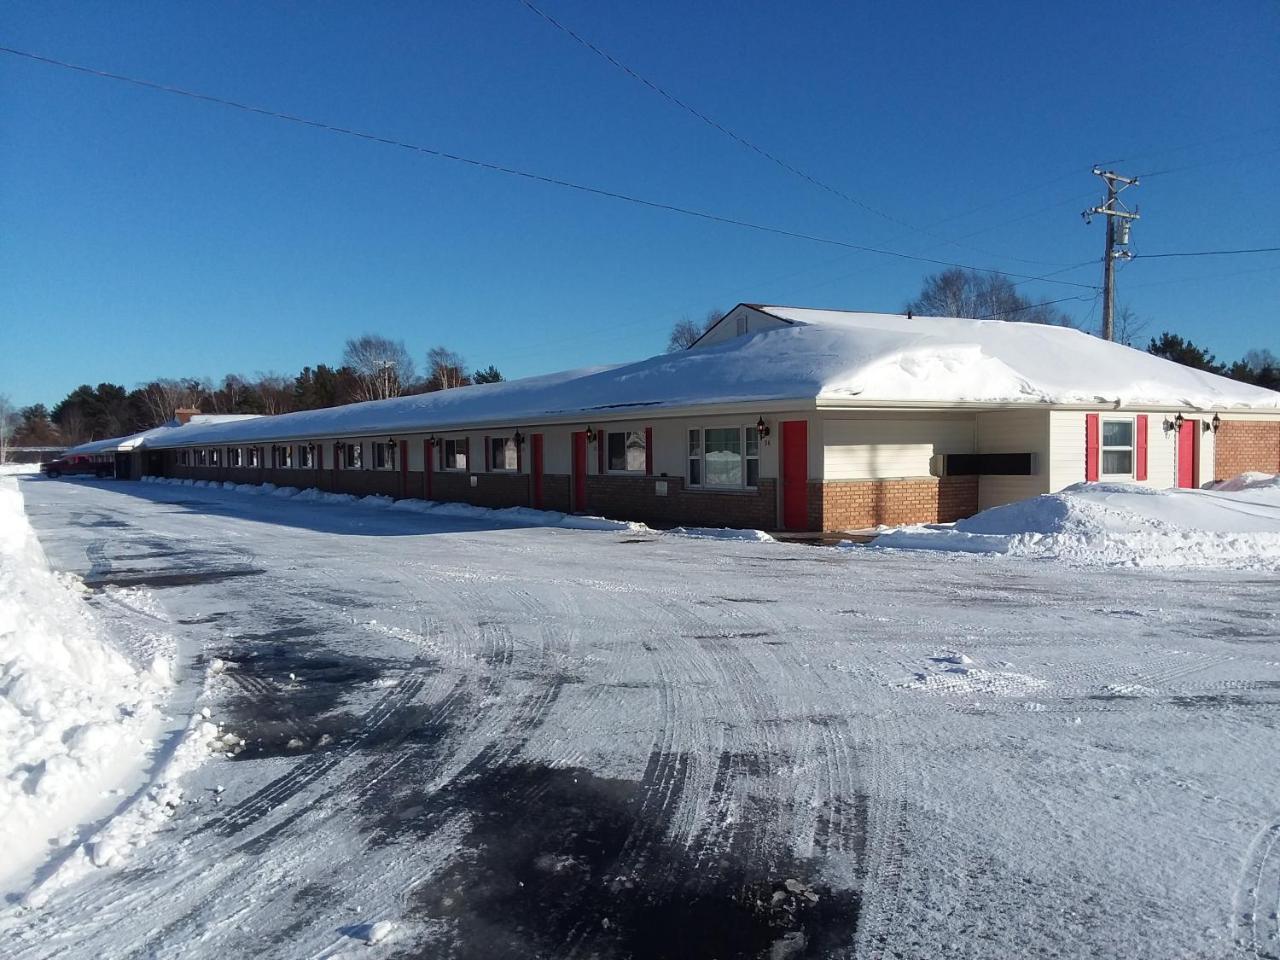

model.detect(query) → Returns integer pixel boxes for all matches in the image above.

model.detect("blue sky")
[2,0,1277,409]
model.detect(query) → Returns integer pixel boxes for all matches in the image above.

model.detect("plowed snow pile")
[0,479,168,890]
[871,474,1280,568]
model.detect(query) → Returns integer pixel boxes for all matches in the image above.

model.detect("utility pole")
[1083,168,1140,341]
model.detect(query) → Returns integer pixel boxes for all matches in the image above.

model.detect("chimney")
[174,407,201,425]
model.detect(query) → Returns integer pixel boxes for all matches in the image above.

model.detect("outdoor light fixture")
[1173,413,1186,431]
[585,426,596,443]
[756,417,771,439]
[1211,413,1222,433]
[513,431,525,446]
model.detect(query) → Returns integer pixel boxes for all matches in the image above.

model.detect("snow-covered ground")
[2,476,1278,959]
[871,474,1280,569]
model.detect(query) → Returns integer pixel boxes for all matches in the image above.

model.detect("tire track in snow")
[1235,816,1280,960]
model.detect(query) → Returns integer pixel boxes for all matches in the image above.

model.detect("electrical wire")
[516,0,1080,269]
[515,0,908,227]
[975,294,1097,321]
[1132,247,1280,259]
[0,45,1101,290]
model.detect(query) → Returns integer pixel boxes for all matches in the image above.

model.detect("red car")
[42,455,115,479]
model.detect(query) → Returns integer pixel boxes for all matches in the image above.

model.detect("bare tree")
[426,346,468,391]
[666,308,723,352]
[1111,304,1150,347]
[0,394,13,463]
[254,373,296,415]
[136,378,204,427]
[905,268,1075,326]
[343,335,416,402]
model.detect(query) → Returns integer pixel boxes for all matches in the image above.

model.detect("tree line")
[7,336,505,447]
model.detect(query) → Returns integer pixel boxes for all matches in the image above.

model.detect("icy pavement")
[2,477,1279,959]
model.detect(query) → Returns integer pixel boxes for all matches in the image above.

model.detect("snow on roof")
[63,415,263,457]
[751,306,1280,409]
[92,307,1279,450]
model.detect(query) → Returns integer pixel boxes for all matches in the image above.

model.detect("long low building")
[65,305,1280,531]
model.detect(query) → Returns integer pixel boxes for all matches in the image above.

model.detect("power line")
[975,294,1097,321]
[515,0,1077,269]
[515,0,907,227]
[0,45,1101,291]
[1133,246,1280,259]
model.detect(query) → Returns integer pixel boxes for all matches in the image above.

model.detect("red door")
[571,431,588,512]
[781,420,809,530]
[1177,419,1198,488]
[531,434,544,509]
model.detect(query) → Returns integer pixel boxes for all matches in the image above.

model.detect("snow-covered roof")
[750,306,1280,409]
[92,307,1280,450]
[63,415,263,456]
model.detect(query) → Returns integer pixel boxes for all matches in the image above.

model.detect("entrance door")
[781,420,809,530]
[1177,419,1198,488]
[531,434,544,509]
[571,431,588,512]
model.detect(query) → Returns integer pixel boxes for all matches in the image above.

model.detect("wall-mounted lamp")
[1173,413,1186,431]
[1211,413,1222,434]
[513,430,525,447]
[585,426,596,444]
[428,435,442,449]
[756,416,771,439]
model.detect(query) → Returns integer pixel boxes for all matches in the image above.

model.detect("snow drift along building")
[67,306,1280,532]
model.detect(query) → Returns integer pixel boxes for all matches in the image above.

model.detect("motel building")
[62,306,1280,533]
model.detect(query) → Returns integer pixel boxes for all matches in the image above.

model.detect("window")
[298,445,313,468]
[210,448,221,467]
[179,450,189,466]
[687,426,760,489]
[489,437,518,471]
[607,431,646,473]
[735,315,747,336]
[345,442,362,469]
[372,442,396,470]
[278,445,293,468]
[229,447,243,468]
[196,449,207,466]
[248,447,260,468]
[444,438,467,471]
[1101,419,1134,476]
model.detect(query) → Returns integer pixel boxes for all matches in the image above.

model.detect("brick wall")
[584,475,779,529]
[821,476,979,531]
[430,471,531,509]
[1215,421,1280,480]
[154,453,986,533]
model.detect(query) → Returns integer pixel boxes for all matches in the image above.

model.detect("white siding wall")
[1048,410,1181,491]
[974,410,1050,509]
[822,414,974,481]
[693,306,790,349]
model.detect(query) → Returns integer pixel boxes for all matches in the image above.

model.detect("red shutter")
[423,439,432,499]
[644,427,653,476]
[463,437,470,472]
[1135,415,1148,481]
[597,429,605,474]
[484,436,491,472]
[516,434,523,472]
[1085,414,1100,481]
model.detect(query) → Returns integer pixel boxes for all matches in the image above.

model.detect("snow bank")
[868,476,1280,568]
[0,463,43,476]
[0,479,172,891]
